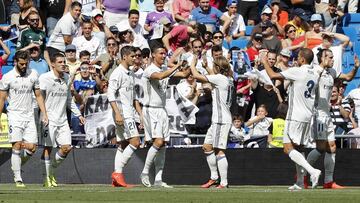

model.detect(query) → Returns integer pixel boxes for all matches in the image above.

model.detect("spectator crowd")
[0,0,360,148]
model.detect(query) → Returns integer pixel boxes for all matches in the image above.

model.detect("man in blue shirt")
[190,0,231,33]
[29,46,49,75]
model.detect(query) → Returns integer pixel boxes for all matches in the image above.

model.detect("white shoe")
[140,173,151,187]
[288,184,303,190]
[154,180,173,188]
[310,169,321,189]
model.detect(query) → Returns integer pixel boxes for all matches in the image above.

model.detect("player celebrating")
[39,52,85,187]
[108,46,142,187]
[304,49,359,189]
[262,48,322,188]
[0,50,48,187]
[140,46,189,188]
[190,56,234,188]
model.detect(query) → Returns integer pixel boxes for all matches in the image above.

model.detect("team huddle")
[0,45,358,189]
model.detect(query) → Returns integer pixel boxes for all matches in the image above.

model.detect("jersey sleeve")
[206,74,225,87]
[143,66,159,79]
[38,75,47,90]
[107,70,121,103]
[279,68,303,81]
[32,71,40,89]
[0,75,10,91]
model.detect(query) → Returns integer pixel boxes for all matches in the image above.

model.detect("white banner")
[166,86,199,135]
[84,94,115,147]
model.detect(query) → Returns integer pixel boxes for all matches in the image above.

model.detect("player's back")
[206,74,234,124]
[281,65,319,122]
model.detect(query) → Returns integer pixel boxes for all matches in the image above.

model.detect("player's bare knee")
[203,144,213,153]
[61,145,72,155]
[327,141,336,153]
[153,138,164,148]
[283,144,293,154]
[26,143,37,153]
[12,142,22,150]
[129,138,141,149]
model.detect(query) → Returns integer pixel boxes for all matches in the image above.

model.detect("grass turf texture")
[1,185,360,203]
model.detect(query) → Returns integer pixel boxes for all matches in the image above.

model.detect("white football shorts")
[116,118,140,141]
[41,124,72,147]
[8,119,38,144]
[204,123,231,149]
[143,106,170,142]
[283,120,311,146]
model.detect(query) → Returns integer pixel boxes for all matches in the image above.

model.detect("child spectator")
[268,103,288,148]
[228,115,248,148]
[245,104,273,137]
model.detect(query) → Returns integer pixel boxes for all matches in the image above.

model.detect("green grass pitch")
[1,184,360,203]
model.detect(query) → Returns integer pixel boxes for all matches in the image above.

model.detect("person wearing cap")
[222,0,245,43]
[312,31,350,75]
[46,1,82,65]
[304,14,323,49]
[17,10,47,56]
[144,0,173,38]
[286,8,310,38]
[65,44,81,78]
[40,0,72,37]
[322,0,344,33]
[172,0,197,23]
[261,20,282,55]
[246,32,263,63]
[189,0,230,33]
[237,0,259,26]
[29,44,49,76]
[250,6,281,39]
[90,8,113,48]
[72,21,104,61]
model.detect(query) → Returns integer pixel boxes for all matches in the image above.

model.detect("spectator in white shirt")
[72,21,104,61]
[222,0,245,43]
[45,1,82,64]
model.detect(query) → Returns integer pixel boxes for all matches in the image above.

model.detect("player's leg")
[41,147,53,187]
[214,123,231,188]
[113,119,141,187]
[201,124,219,188]
[323,140,344,189]
[21,120,38,165]
[11,141,25,187]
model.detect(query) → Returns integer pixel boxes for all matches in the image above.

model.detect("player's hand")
[354,54,360,68]
[139,116,144,130]
[79,116,86,125]
[114,112,124,126]
[42,114,49,126]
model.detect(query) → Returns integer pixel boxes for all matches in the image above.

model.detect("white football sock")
[217,154,228,186]
[142,145,159,174]
[324,152,335,184]
[289,149,317,175]
[11,149,22,182]
[21,149,33,165]
[154,146,166,182]
[116,144,136,173]
[114,147,123,172]
[42,155,52,177]
[307,149,322,166]
[52,151,66,169]
[295,152,306,186]
[205,150,219,180]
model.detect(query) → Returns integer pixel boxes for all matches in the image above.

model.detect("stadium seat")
[223,40,230,50]
[2,65,13,75]
[343,13,360,26]
[245,26,254,36]
[230,39,249,49]
[345,78,360,95]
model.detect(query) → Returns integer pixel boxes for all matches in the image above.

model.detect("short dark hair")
[212,31,224,37]
[71,1,82,9]
[211,45,223,54]
[276,103,288,119]
[14,50,30,62]
[316,48,332,64]
[299,48,314,64]
[151,45,165,54]
[128,9,139,17]
[79,50,91,58]
[120,46,136,59]
[329,0,338,5]
[141,48,151,58]
[232,115,243,122]
[50,52,65,63]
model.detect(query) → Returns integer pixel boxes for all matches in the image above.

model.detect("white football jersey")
[206,74,234,124]
[280,65,320,122]
[39,71,81,126]
[107,64,136,119]
[134,68,144,104]
[313,65,339,117]
[0,68,39,122]
[142,63,169,108]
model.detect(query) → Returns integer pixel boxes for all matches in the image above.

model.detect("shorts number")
[43,129,49,137]
[317,123,324,133]
[127,121,136,131]
[304,80,315,98]
[9,125,13,134]
[153,122,157,130]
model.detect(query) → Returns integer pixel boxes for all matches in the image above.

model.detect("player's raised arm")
[338,55,360,81]
[261,54,284,80]
[190,54,208,83]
